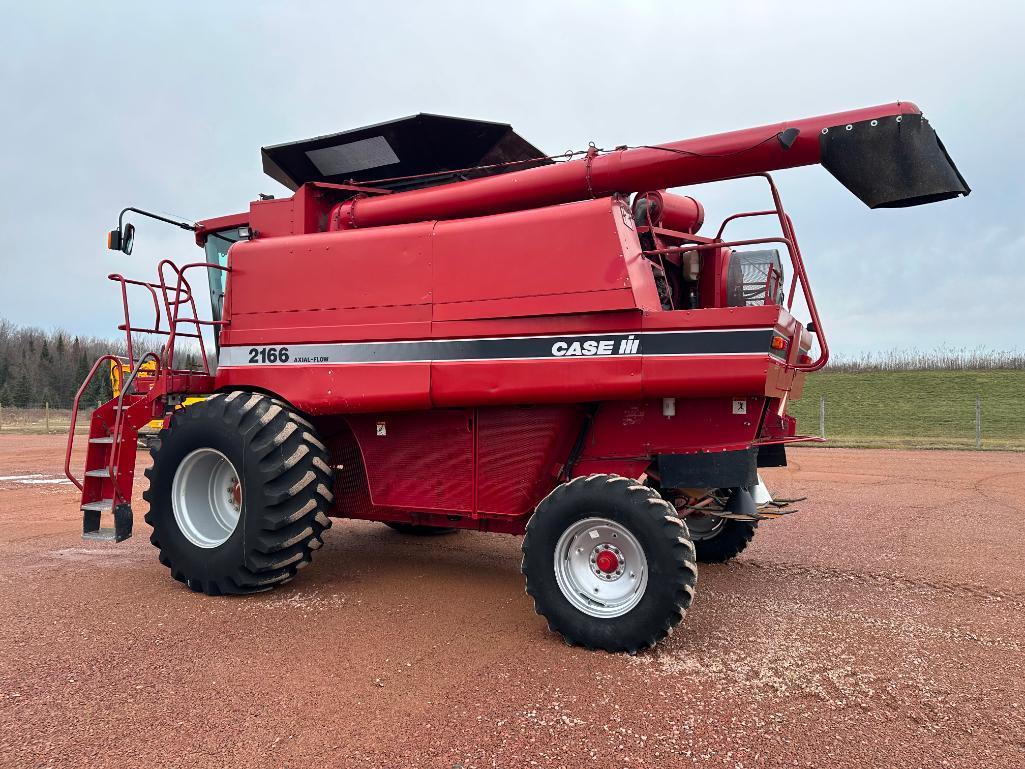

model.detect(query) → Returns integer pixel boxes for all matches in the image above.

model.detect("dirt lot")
[0,436,1023,768]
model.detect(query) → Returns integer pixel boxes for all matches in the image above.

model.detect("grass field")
[789,370,1025,450]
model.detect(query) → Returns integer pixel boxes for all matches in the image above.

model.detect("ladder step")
[82,503,133,543]
[81,499,113,512]
[85,468,113,478]
[89,437,114,444]
[82,528,119,542]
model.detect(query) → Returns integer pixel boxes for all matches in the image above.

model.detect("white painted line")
[0,474,45,481]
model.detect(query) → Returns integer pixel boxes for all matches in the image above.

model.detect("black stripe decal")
[220,329,780,367]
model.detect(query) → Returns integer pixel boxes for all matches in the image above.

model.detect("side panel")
[317,398,777,532]
[214,198,799,413]
[216,363,431,414]
[346,410,475,513]
[476,406,582,517]
[323,405,580,523]
[431,197,661,321]
[431,357,642,407]
[221,221,434,346]
[578,398,767,461]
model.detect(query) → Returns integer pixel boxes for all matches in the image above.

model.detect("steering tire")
[522,474,698,653]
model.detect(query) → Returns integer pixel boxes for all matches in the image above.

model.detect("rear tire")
[143,392,334,595]
[688,516,757,564]
[385,523,457,536]
[521,474,698,653]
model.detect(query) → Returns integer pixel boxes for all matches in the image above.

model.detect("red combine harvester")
[67,103,967,651]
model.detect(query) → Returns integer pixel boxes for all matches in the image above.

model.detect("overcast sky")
[1,1,1021,355]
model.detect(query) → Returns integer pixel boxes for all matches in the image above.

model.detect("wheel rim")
[553,517,648,618]
[684,514,726,542]
[171,448,242,549]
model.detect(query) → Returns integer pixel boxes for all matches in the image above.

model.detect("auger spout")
[330,101,968,230]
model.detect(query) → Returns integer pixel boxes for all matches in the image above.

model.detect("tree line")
[0,318,202,409]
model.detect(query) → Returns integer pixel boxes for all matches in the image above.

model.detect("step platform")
[82,500,134,542]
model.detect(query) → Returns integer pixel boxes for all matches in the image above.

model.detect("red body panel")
[224,220,434,346]
[216,198,800,414]
[210,196,802,531]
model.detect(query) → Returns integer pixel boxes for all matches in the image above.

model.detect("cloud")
[0,0,1019,355]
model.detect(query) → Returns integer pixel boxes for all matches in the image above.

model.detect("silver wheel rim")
[685,514,726,542]
[171,448,242,549]
[553,517,648,618]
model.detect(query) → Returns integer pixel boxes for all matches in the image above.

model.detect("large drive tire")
[385,523,457,536]
[687,515,757,564]
[143,391,334,595]
[521,474,698,653]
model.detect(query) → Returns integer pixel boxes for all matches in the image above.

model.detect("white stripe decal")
[219,329,785,367]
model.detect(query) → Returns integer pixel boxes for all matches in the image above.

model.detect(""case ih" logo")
[551,336,640,357]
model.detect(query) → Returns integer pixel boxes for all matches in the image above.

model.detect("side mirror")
[121,223,135,255]
[106,223,135,255]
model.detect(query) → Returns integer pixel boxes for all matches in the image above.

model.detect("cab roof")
[261,113,550,193]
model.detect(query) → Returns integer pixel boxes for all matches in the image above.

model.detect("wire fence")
[0,404,97,435]
[788,369,1025,451]
[806,394,997,448]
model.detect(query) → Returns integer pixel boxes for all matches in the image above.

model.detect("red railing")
[66,261,230,494]
[642,173,829,372]
[108,260,229,374]
[65,353,127,491]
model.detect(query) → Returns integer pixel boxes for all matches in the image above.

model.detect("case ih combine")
[66,102,967,652]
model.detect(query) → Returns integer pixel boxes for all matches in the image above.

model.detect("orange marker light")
[771,337,788,350]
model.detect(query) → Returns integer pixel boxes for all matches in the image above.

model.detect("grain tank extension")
[67,103,967,652]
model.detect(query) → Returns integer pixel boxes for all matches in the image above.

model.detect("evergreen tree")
[12,372,31,407]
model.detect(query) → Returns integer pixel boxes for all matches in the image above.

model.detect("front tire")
[521,474,697,653]
[143,392,334,595]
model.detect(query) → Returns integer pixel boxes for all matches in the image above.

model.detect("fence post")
[819,396,826,439]
[0,400,3,432]
[45,402,50,434]
[975,395,982,450]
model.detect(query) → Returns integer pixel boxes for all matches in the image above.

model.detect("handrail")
[158,260,230,373]
[107,259,230,378]
[759,174,828,371]
[706,173,828,372]
[644,235,795,256]
[106,352,160,504]
[64,353,128,491]
[108,274,162,367]
[69,259,230,497]
[713,210,779,241]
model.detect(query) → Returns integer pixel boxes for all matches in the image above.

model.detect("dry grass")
[826,347,1025,372]
[0,407,92,435]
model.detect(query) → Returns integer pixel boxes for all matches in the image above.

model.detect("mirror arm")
[117,207,198,233]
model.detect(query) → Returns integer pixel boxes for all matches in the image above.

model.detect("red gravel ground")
[1,435,1023,768]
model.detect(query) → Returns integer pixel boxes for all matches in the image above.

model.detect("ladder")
[66,354,156,542]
